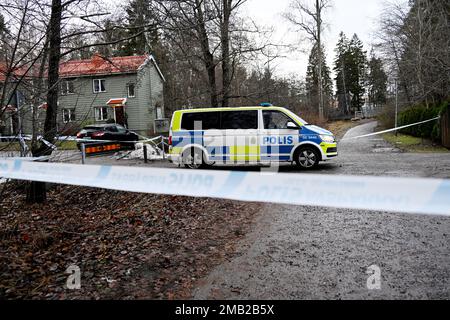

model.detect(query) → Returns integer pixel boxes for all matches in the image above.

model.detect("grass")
[54,140,77,150]
[383,133,449,153]
[0,142,23,152]
[0,140,78,152]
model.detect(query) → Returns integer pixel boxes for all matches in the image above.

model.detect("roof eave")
[138,54,166,82]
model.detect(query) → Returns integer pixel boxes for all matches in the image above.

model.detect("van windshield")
[284,109,309,125]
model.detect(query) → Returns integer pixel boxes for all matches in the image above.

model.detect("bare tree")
[375,0,449,108]
[0,0,159,202]
[283,0,331,120]
[151,0,271,108]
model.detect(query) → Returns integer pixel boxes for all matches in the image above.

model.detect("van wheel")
[182,148,205,169]
[295,146,320,169]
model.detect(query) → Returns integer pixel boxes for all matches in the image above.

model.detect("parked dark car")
[76,124,139,149]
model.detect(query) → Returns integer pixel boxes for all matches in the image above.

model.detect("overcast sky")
[242,0,388,79]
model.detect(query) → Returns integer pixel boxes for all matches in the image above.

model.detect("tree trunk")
[26,182,47,203]
[195,0,218,108]
[316,0,324,120]
[221,0,231,108]
[205,54,218,108]
[42,0,62,145]
[27,0,62,204]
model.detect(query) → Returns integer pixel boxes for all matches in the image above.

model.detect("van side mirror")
[287,122,299,129]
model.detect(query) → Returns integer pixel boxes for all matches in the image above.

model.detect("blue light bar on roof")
[260,102,273,107]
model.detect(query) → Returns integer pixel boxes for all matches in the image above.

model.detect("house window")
[127,83,135,98]
[94,107,108,121]
[93,79,106,93]
[61,79,75,95]
[62,108,76,123]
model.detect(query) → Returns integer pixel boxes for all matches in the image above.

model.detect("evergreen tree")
[333,32,351,113]
[347,34,367,111]
[261,67,276,102]
[95,19,128,57]
[333,32,367,113]
[367,52,387,108]
[306,43,332,116]
[122,0,158,56]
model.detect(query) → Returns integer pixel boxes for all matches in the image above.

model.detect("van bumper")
[320,142,338,160]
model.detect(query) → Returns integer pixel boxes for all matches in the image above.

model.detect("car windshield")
[284,109,309,125]
[115,125,127,133]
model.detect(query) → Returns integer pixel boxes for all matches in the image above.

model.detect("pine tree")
[333,32,367,113]
[96,19,128,57]
[306,43,332,116]
[347,34,367,111]
[122,0,158,56]
[333,32,351,113]
[367,55,387,108]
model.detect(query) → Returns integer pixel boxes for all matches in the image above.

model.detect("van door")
[221,110,259,165]
[260,110,298,162]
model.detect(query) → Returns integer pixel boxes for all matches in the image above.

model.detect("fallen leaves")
[0,181,261,299]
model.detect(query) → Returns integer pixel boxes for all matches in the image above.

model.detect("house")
[57,53,165,136]
[0,62,34,136]
[1,53,165,137]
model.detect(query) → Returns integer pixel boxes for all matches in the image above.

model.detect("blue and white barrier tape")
[0,159,449,216]
[341,117,440,141]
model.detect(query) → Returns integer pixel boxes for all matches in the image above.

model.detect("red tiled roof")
[0,61,37,82]
[1,54,165,82]
[59,54,147,78]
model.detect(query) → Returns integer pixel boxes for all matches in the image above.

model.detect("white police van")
[168,105,337,169]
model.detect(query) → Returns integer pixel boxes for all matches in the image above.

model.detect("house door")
[11,112,19,135]
[114,106,127,127]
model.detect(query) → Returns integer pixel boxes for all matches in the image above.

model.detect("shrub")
[398,100,448,142]
[378,104,396,129]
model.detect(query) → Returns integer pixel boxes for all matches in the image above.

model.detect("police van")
[168,105,337,169]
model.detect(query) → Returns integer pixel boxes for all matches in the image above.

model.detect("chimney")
[91,53,104,67]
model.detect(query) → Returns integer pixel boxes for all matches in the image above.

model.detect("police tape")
[1,134,57,150]
[0,159,449,216]
[341,117,440,141]
[0,156,50,162]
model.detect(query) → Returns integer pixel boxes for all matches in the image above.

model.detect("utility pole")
[395,78,398,136]
[316,0,324,120]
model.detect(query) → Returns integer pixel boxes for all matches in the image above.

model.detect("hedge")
[398,100,449,141]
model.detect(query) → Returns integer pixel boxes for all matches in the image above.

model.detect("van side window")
[181,112,220,130]
[221,111,258,129]
[263,110,293,129]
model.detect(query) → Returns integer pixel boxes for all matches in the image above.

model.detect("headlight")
[320,135,335,143]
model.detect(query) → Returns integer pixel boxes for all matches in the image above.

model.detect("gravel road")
[192,121,450,300]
